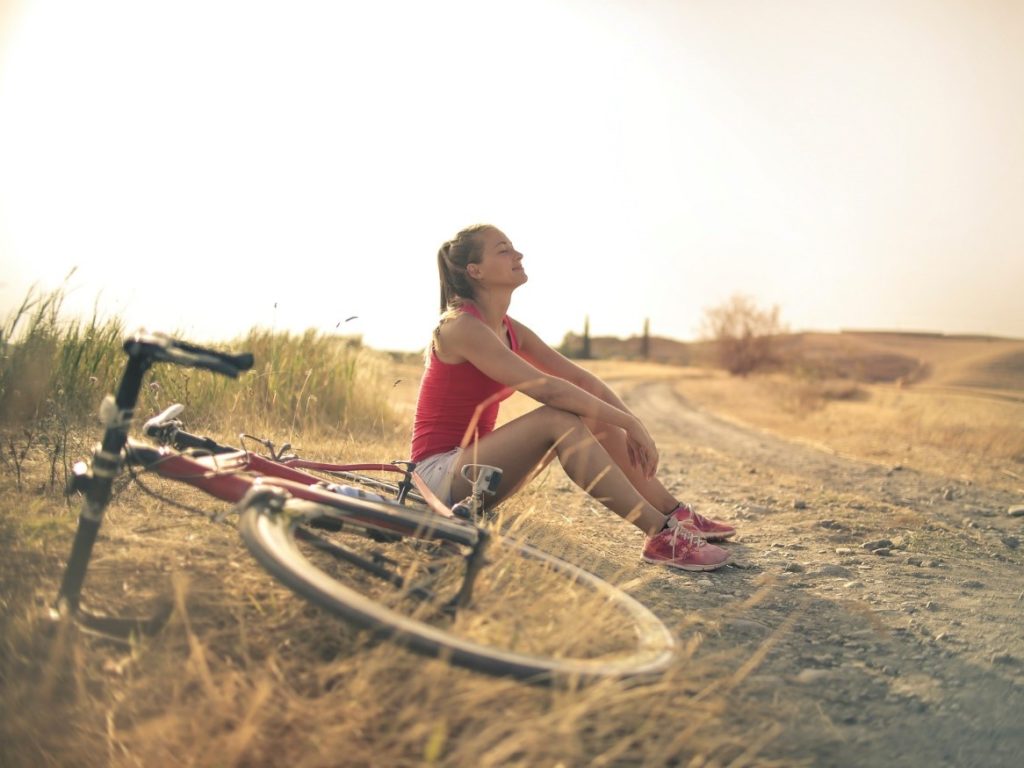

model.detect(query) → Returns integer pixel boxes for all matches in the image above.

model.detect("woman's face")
[473,227,527,288]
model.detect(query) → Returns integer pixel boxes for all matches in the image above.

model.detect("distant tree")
[640,317,650,360]
[581,315,591,360]
[701,294,784,376]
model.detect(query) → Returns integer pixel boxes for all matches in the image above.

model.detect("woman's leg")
[584,417,738,541]
[452,406,668,536]
[582,417,679,514]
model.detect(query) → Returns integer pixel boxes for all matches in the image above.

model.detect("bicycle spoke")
[294,527,405,587]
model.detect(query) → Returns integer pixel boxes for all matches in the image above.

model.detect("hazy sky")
[1,0,1022,352]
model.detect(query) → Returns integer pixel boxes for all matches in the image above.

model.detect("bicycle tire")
[238,489,676,683]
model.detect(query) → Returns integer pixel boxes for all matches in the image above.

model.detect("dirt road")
[575,374,1024,767]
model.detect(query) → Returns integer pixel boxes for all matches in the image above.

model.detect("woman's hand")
[625,417,659,479]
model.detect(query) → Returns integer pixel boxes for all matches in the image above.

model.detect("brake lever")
[239,434,297,461]
[143,404,186,441]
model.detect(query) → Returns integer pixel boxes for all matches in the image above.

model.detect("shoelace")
[668,521,704,554]
[678,504,716,529]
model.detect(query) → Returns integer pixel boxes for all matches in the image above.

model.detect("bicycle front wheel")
[238,489,675,683]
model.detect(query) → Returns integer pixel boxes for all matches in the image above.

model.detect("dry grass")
[661,367,1024,490]
[0,425,780,768]
[576,334,1023,492]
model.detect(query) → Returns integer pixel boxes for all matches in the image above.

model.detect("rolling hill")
[558,330,1024,396]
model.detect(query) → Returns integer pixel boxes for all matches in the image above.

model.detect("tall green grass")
[171,326,398,439]
[0,283,125,427]
[1,285,400,475]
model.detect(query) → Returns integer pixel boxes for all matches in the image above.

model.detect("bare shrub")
[775,377,870,417]
[701,294,785,376]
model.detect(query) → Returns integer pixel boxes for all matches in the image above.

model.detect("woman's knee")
[534,406,587,439]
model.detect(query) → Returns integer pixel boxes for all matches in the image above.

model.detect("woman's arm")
[440,314,658,476]
[510,319,637,415]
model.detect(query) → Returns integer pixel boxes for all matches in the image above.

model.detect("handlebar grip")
[124,332,254,378]
[173,430,234,454]
[170,337,254,373]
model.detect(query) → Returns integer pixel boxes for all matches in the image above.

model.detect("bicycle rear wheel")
[238,489,675,683]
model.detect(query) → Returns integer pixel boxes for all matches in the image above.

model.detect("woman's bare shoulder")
[434,310,489,363]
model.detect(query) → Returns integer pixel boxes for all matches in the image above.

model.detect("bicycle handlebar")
[124,332,254,378]
[142,402,236,455]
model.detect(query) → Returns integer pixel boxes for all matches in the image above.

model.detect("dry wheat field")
[2,318,1023,767]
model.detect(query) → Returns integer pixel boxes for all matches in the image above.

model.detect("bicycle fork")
[51,353,178,639]
[56,353,152,612]
[56,444,121,614]
[450,527,491,610]
[447,463,503,610]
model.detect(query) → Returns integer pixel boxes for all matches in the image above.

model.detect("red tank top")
[410,304,520,461]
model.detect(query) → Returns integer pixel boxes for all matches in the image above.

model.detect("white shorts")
[414,447,462,508]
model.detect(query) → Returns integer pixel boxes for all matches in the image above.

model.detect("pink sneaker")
[670,503,736,541]
[642,523,731,571]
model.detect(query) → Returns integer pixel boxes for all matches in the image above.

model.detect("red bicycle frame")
[129,445,452,524]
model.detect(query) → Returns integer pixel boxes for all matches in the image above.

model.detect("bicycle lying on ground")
[53,332,676,683]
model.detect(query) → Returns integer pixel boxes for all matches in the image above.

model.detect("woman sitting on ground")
[410,224,735,571]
